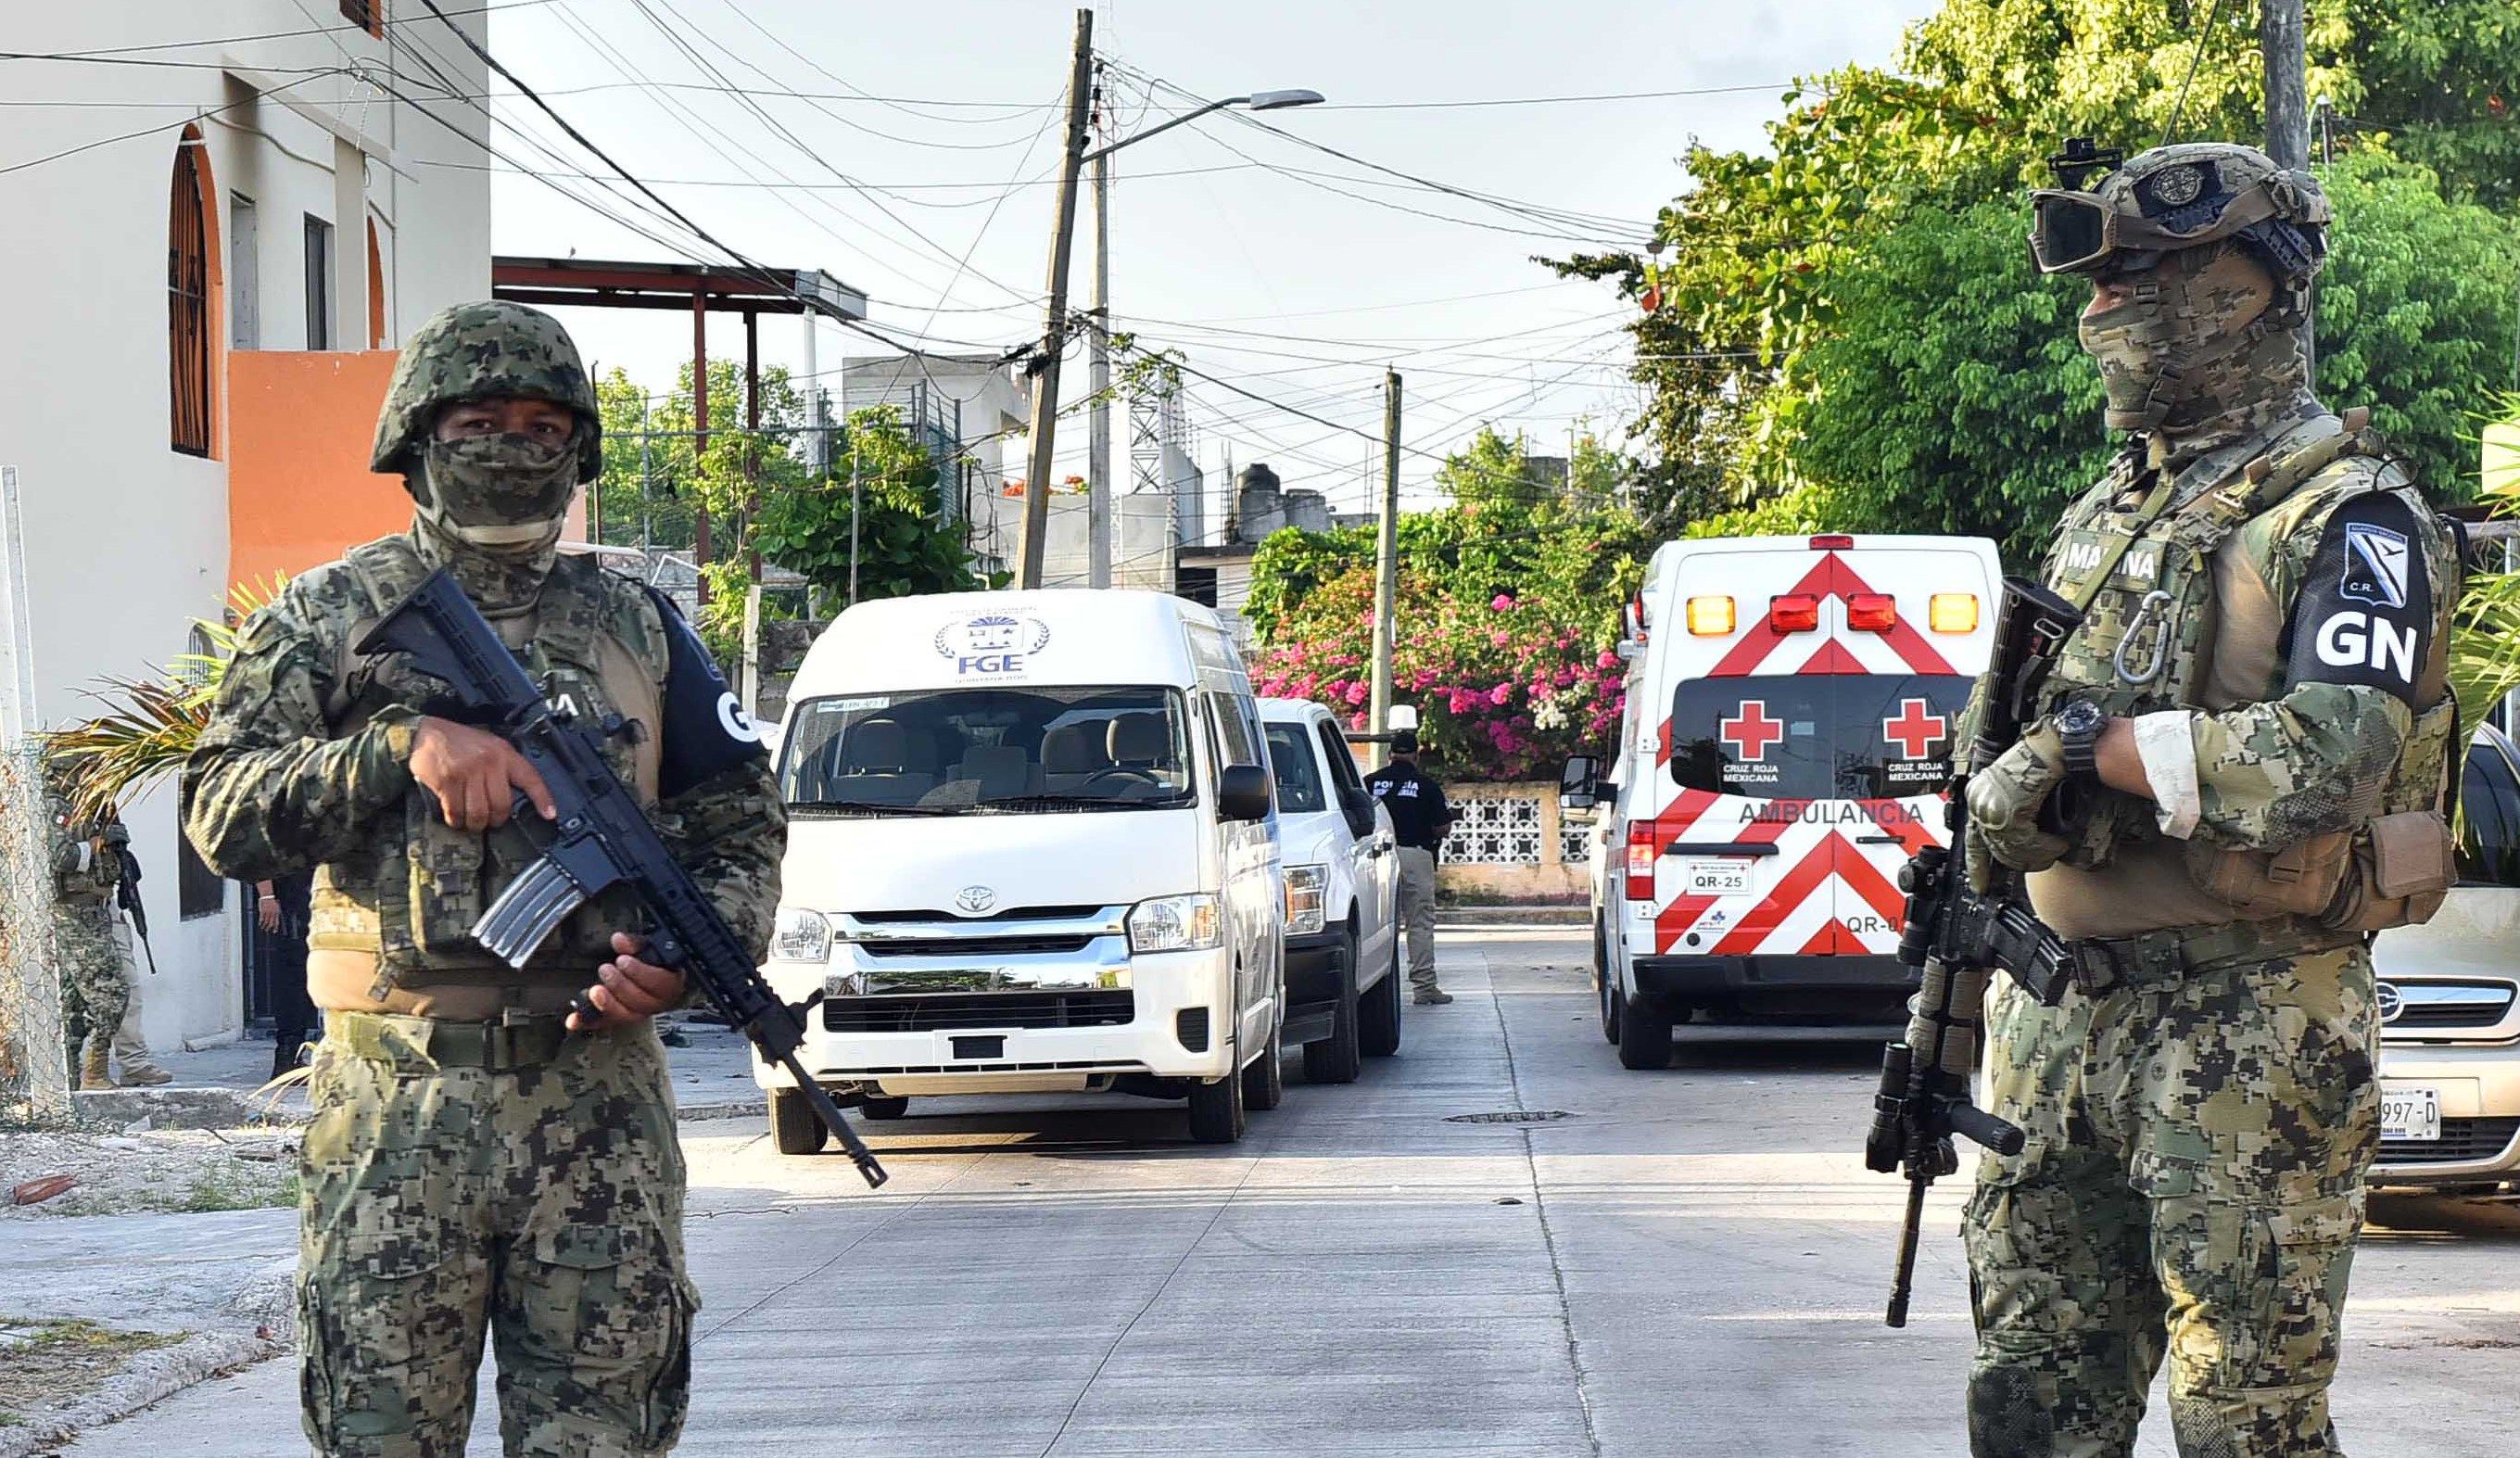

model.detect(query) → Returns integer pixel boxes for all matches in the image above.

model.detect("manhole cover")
[1444,1109,1574,1124]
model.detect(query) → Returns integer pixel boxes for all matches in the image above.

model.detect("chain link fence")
[0,742,70,1122]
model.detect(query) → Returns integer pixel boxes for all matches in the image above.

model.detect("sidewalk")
[90,1014,767,1126]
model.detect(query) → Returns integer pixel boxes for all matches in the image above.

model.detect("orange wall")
[226,350,589,590]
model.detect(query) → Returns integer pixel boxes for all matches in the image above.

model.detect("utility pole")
[1017,7,1095,590]
[1087,59,1113,590]
[2260,0,2312,364]
[1367,371,1401,769]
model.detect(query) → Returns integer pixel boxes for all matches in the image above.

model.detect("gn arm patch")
[2280,492,2434,706]
[643,585,769,799]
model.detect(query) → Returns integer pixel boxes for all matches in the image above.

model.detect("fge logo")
[934,612,1051,675]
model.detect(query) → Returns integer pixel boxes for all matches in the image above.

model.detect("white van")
[757,590,1286,1146]
[1563,534,2002,1069]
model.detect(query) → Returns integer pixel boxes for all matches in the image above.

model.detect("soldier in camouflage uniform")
[44,760,135,1091]
[1956,144,2462,1455]
[182,301,785,1457]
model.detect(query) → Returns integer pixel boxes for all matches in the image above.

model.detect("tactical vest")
[306,534,666,1003]
[2030,409,2460,940]
[48,809,121,906]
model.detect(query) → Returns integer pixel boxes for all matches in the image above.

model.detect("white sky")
[472,0,1940,510]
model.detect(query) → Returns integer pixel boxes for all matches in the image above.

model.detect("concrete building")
[840,352,1030,517]
[0,3,492,1053]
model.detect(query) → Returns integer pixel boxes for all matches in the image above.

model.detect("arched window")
[169,128,213,455]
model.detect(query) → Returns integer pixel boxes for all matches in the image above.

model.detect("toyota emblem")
[953,885,997,915]
[2374,982,2404,1023]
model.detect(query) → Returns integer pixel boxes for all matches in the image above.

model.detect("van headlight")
[1283,864,1327,936]
[769,906,832,963]
[1128,894,1222,954]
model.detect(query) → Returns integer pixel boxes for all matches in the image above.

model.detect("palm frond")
[43,575,288,822]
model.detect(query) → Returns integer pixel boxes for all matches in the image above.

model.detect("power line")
[2,0,551,61]
[0,66,350,176]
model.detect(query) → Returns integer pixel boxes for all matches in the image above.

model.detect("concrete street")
[55,928,2520,1456]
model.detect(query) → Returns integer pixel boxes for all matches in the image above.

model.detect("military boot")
[120,1062,173,1087]
[79,1045,114,1092]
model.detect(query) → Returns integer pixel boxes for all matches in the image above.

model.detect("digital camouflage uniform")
[44,767,132,1090]
[182,302,784,1458]
[1958,146,2461,1456]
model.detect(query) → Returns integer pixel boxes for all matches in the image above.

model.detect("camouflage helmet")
[369,301,602,482]
[2030,141,2330,300]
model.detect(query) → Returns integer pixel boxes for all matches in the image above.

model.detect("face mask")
[2077,243,2301,440]
[415,434,578,555]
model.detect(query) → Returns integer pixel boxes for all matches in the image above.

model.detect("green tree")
[1562,0,2520,533]
[1792,151,2520,557]
[748,404,994,612]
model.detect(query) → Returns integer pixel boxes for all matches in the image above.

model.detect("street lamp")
[1016,57,1323,590]
[1082,87,1323,589]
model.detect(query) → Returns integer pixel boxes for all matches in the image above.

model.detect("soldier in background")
[183,302,783,1456]
[42,767,165,1088]
[1960,143,2462,1454]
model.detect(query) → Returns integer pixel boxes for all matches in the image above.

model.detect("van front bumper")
[754,943,1239,1095]
[2369,1044,2520,1185]
[1631,952,1917,1015]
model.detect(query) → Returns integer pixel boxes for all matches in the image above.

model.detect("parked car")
[758,590,1285,1148]
[1563,532,2004,1068]
[2368,723,2520,1190]
[1259,696,1403,1080]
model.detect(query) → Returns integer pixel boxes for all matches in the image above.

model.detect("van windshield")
[1669,675,1974,801]
[781,687,1194,815]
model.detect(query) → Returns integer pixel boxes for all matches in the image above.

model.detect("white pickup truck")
[1260,696,1403,1079]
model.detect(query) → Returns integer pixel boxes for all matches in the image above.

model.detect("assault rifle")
[1864,577,2081,1327]
[356,569,888,1188]
[103,822,159,976]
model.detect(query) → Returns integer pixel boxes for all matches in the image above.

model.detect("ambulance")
[1561,534,2002,1070]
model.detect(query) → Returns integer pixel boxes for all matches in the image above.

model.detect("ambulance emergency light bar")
[1679,591,1982,636]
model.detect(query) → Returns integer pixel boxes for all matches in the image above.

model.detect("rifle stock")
[1869,577,2077,1327]
[357,569,889,1189]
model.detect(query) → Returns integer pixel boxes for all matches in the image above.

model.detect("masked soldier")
[1959,143,2462,1455]
[43,761,138,1090]
[183,301,784,1457]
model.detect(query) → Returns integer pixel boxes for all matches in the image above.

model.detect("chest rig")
[309,536,665,997]
[2030,410,2459,933]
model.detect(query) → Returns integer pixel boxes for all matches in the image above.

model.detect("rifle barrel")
[1887,1175,1928,1328]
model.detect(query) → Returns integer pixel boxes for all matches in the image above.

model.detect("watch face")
[2058,701,2102,733]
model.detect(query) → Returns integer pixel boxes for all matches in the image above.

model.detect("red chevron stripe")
[1712,833,1839,955]
[1835,840,1908,928]
[1652,799,1792,952]
[1801,918,1851,956]
[1822,555,1956,676]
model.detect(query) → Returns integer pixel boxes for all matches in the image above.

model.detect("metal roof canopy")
[490,256,868,320]
[488,257,870,598]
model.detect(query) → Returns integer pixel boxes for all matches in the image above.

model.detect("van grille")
[824,991,1133,1033]
[2380,1117,2520,1165]
[858,935,1099,958]
[855,905,1107,923]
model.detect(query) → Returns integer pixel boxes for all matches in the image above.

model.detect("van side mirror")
[1559,754,1601,811]
[1217,764,1273,822]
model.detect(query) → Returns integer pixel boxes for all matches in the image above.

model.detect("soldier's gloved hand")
[409,716,558,833]
[569,932,689,1033]
[1966,722,2071,875]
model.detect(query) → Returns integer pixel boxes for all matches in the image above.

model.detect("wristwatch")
[2053,699,2107,778]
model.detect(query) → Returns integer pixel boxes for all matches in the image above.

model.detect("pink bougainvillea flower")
[1490,594,1513,612]
[1345,680,1369,705]
[1488,683,1513,706]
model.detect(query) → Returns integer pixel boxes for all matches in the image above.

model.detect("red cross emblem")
[1720,700,1785,762]
[1882,698,1947,760]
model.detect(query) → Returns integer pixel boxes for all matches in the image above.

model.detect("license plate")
[2381,1084,2441,1143]
[1678,858,1753,895]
